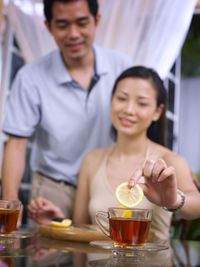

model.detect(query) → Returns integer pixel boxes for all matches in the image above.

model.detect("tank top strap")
[142,139,150,168]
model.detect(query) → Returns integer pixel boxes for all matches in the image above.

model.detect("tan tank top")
[89,152,173,241]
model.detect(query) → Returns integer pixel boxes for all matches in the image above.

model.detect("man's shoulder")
[94,44,132,64]
[94,44,132,75]
[18,49,59,77]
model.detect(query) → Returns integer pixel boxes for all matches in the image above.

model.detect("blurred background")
[0,0,200,235]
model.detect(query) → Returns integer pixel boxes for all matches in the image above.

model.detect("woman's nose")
[124,101,135,114]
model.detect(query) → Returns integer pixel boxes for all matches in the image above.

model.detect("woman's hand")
[129,159,180,209]
[27,197,64,225]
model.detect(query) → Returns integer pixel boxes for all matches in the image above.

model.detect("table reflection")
[0,234,199,266]
[87,247,172,267]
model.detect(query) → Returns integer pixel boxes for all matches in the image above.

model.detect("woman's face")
[111,77,163,137]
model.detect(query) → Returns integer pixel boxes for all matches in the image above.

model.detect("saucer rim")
[89,240,169,252]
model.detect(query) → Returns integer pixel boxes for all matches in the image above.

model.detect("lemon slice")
[51,218,72,228]
[115,181,144,208]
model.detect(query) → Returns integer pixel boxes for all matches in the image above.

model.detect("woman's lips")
[119,118,136,127]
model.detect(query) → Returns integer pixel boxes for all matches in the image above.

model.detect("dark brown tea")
[0,257,14,267]
[0,208,19,234]
[109,217,151,247]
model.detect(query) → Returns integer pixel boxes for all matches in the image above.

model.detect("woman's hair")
[111,66,167,146]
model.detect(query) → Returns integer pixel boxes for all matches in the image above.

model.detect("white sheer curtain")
[6,0,198,78]
[6,0,56,63]
[96,0,198,79]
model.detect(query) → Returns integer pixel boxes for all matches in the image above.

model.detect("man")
[1,0,131,226]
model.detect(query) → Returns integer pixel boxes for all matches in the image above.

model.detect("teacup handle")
[95,211,110,238]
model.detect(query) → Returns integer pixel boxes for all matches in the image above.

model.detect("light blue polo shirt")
[3,44,132,186]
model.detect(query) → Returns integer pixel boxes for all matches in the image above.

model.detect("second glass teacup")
[0,200,21,235]
[95,207,152,249]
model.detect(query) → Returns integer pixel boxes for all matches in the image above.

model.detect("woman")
[28,66,200,240]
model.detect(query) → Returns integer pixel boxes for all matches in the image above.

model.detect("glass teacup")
[0,200,21,235]
[95,207,152,249]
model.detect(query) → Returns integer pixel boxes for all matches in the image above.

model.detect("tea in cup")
[0,200,21,234]
[95,207,152,248]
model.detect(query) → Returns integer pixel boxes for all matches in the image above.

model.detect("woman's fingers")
[28,197,49,213]
[143,159,174,182]
[157,166,175,182]
[143,159,155,178]
[151,159,167,182]
[129,169,143,186]
[129,159,175,186]
[27,200,37,213]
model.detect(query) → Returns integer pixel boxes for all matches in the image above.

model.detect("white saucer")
[90,240,169,252]
[0,231,34,239]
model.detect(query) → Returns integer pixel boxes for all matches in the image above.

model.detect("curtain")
[6,0,57,63]
[0,0,2,24]
[95,0,198,79]
[6,0,198,79]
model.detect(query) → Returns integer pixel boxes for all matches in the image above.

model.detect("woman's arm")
[166,154,200,220]
[73,148,108,224]
[73,154,92,224]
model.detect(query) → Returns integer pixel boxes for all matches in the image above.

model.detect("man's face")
[45,0,100,63]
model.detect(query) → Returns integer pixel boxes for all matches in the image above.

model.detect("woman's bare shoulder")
[149,142,181,161]
[163,150,189,168]
[148,142,169,158]
[81,147,113,178]
[149,142,188,168]
[83,147,112,161]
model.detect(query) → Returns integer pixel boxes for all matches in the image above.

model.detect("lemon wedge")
[115,181,144,208]
[123,210,132,218]
[51,218,72,228]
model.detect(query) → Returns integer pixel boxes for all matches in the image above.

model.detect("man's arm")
[1,136,28,200]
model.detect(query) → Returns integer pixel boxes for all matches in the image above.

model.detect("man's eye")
[56,24,67,30]
[78,21,89,27]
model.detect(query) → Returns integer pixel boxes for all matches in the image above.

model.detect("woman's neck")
[107,134,150,188]
[113,134,149,160]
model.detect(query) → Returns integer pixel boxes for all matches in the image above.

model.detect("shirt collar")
[52,44,109,85]
[93,43,110,76]
[51,49,72,85]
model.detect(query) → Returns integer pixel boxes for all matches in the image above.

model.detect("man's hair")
[43,0,99,23]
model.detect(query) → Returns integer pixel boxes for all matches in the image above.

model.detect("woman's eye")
[138,102,148,106]
[117,96,126,101]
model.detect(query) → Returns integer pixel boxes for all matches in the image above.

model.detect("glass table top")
[0,231,199,267]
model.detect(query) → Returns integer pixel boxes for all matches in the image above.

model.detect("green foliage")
[195,171,200,182]
[185,218,200,240]
[181,14,200,77]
